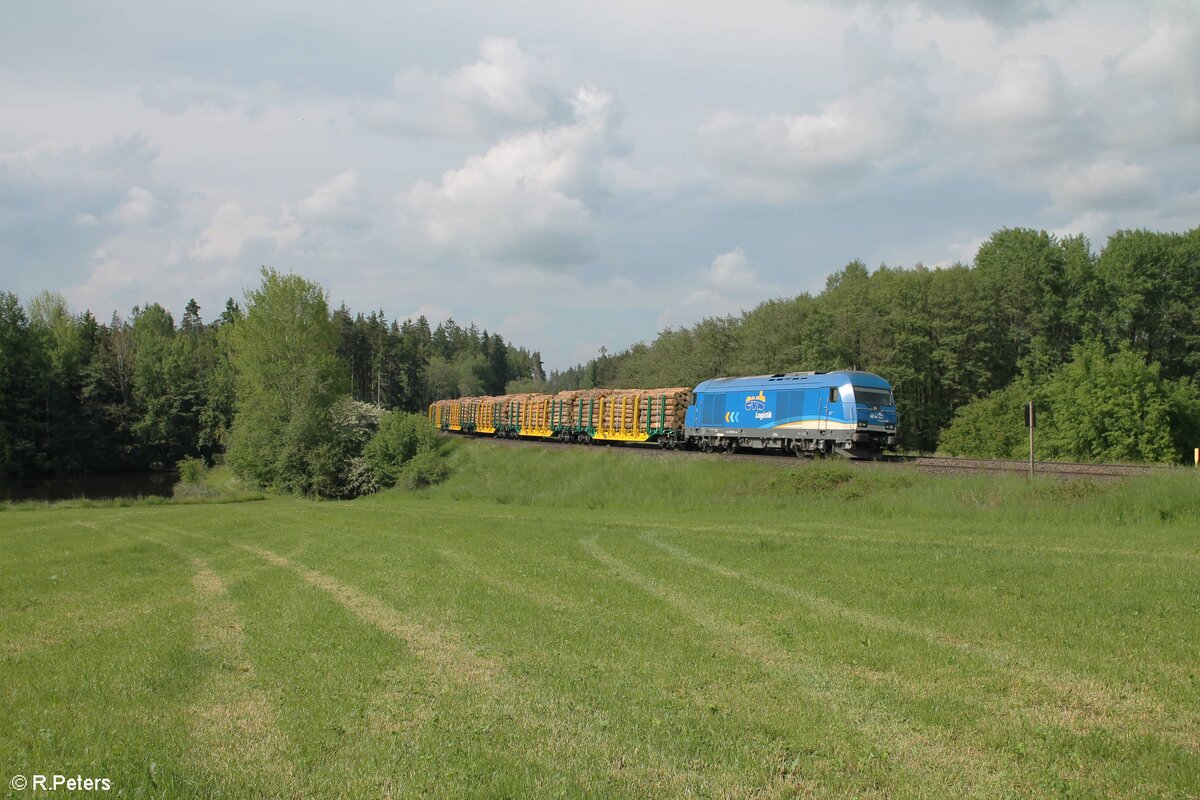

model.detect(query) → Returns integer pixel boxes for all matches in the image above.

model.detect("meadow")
[2,441,1198,798]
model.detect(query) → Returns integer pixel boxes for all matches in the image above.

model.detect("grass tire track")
[640,530,1198,755]
[580,533,1028,799]
[140,534,301,798]
[236,541,708,797]
[323,501,1200,563]
[434,547,585,614]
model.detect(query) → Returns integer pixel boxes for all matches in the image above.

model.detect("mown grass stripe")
[236,541,709,796]
[580,533,1026,798]
[627,515,1200,563]
[314,500,1200,563]
[430,535,904,797]
[239,543,499,685]
[640,531,1198,756]
[435,547,585,613]
[141,536,300,797]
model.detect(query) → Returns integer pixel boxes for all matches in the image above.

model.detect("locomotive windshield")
[852,386,894,406]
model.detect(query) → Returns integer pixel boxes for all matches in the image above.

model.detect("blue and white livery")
[683,370,897,457]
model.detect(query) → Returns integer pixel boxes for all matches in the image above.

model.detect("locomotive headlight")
[856,420,868,428]
[885,423,894,430]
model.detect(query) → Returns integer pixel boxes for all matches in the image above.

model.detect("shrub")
[345,456,381,496]
[938,380,1032,459]
[362,412,448,488]
[401,449,451,488]
[939,341,1200,464]
[176,456,208,484]
[173,456,216,498]
[302,398,384,499]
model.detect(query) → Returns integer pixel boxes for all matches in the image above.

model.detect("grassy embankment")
[2,440,1198,798]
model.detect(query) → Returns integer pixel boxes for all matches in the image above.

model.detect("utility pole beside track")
[1025,401,1036,479]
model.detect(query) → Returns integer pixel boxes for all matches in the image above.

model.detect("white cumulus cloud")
[659,248,776,328]
[398,84,620,270]
[955,55,1089,167]
[701,84,926,202]
[189,201,301,262]
[947,9,1199,227]
[0,134,163,278]
[67,248,137,314]
[1102,7,1200,150]
[706,247,758,289]
[105,186,166,226]
[1048,160,1157,215]
[298,169,361,220]
[360,37,569,140]
[698,25,933,203]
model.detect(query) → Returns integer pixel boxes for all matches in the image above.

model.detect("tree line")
[3,224,1197,482]
[0,280,544,480]
[546,227,1200,463]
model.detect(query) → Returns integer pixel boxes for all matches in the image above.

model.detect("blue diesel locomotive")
[683,370,896,457]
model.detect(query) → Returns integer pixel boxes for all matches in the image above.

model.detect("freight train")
[429,370,897,458]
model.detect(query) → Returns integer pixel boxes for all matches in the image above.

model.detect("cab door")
[821,387,839,433]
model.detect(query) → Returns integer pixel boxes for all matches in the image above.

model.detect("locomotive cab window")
[829,388,840,403]
[852,386,894,406]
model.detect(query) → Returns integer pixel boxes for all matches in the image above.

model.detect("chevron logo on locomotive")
[745,391,772,420]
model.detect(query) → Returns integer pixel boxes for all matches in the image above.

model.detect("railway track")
[873,454,1173,479]
[456,433,1179,478]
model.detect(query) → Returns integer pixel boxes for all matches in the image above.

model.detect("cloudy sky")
[2,1,1197,368]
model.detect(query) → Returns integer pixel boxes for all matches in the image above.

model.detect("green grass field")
[2,441,1199,798]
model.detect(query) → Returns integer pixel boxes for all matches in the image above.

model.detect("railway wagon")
[686,370,896,456]
[564,388,692,443]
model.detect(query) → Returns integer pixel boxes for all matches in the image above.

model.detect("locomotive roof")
[692,370,892,393]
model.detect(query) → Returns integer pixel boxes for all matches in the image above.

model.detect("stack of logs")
[500,394,531,429]
[595,387,692,432]
[475,396,498,428]
[549,390,585,428]
[638,387,692,430]
[598,391,640,432]
[431,387,695,433]
[522,395,552,431]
